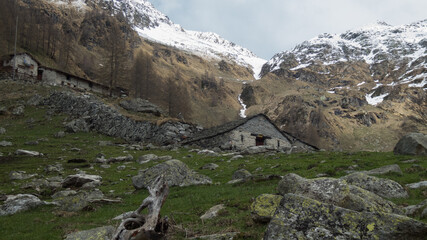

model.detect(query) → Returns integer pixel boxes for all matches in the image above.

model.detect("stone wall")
[43,91,198,145]
[4,54,38,77]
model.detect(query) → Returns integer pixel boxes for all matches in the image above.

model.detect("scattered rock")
[12,105,24,116]
[132,160,212,189]
[278,173,402,214]
[94,156,108,164]
[51,190,77,199]
[137,154,158,164]
[198,149,220,157]
[406,181,427,189]
[0,141,12,147]
[45,164,64,174]
[67,159,88,164]
[394,132,427,155]
[315,173,329,178]
[54,131,66,138]
[15,149,42,156]
[264,193,427,240]
[201,163,219,170]
[108,155,133,163]
[363,164,403,175]
[53,189,105,212]
[227,179,245,185]
[9,171,38,180]
[200,204,225,220]
[0,194,48,216]
[405,199,427,219]
[98,141,113,146]
[62,174,102,188]
[65,118,89,133]
[116,165,126,171]
[158,155,173,161]
[64,225,115,240]
[0,127,6,134]
[405,164,425,173]
[230,155,244,161]
[100,164,110,169]
[251,194,283,223]
[341,172,408,199]
[232,169,252,180]
[401,159,419,163]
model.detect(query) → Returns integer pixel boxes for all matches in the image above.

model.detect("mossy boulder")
[341,172,408,199]
[251,194,283,223]
[264,194,427,240]
[277,173,402,214]
[132,160,212,189]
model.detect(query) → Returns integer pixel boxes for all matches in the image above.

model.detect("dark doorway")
[37,70,43,80]
[256,136,266,146]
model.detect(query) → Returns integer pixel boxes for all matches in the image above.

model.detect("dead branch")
[113,176,169,240]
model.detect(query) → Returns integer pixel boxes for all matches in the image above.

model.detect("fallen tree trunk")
[113,176,169,240]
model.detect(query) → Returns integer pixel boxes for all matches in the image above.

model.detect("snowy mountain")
[50,0,266,79]
[262,20,427,99]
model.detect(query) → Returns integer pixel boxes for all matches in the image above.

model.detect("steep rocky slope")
[246,20,427,151]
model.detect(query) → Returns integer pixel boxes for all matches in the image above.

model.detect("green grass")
[0,100,426,239]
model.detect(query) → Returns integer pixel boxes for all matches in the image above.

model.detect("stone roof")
[183,114,291,145]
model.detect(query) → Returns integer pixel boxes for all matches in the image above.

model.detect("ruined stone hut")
[183,114,295,151]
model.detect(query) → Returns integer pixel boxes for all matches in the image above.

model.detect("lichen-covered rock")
[132,160,212,189]
[251,194,283,223]
[0,194,48,216]
[363,164,403,175]
[64,225,115,240]
[341,172,408,199]
[62,174,102,188]
[394,132,427,155]
[278,173,402,214]
[264,194,427,240]
[232,169,252,180]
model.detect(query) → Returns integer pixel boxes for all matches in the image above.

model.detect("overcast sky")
[149,0,427,60]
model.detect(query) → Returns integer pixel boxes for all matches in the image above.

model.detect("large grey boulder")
[277,173,401,214]
[62,174,102,188]
[394,132,427,155]
[65,118,89,133]
[64,225,115,240]
[119,98,163,116]
[132,159,212,189]
[264,194,427,240]
[341,172,408,199]
[0,194,48,216]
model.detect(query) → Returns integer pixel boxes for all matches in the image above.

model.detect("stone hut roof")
[183,114,292,145]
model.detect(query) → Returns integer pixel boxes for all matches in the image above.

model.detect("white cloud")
[149,0,427,59]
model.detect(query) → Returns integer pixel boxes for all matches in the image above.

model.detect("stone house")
[183,114,294,151]
[1,53,127,96]
[1,53,40,78]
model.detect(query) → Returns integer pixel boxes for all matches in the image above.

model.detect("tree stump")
[113,176,169,240]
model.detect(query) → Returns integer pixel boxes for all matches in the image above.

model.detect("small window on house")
[241,135,244,142]
[66,75,70,81]
[277,140,280,148]
[256,136,265,146]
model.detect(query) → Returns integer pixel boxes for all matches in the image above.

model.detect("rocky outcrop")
[277,173,402,214]
[43,92,199,145]
[264,194,427,240]
[341,172,408,199]
[394,133,427,155]
[132,160,212,189]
